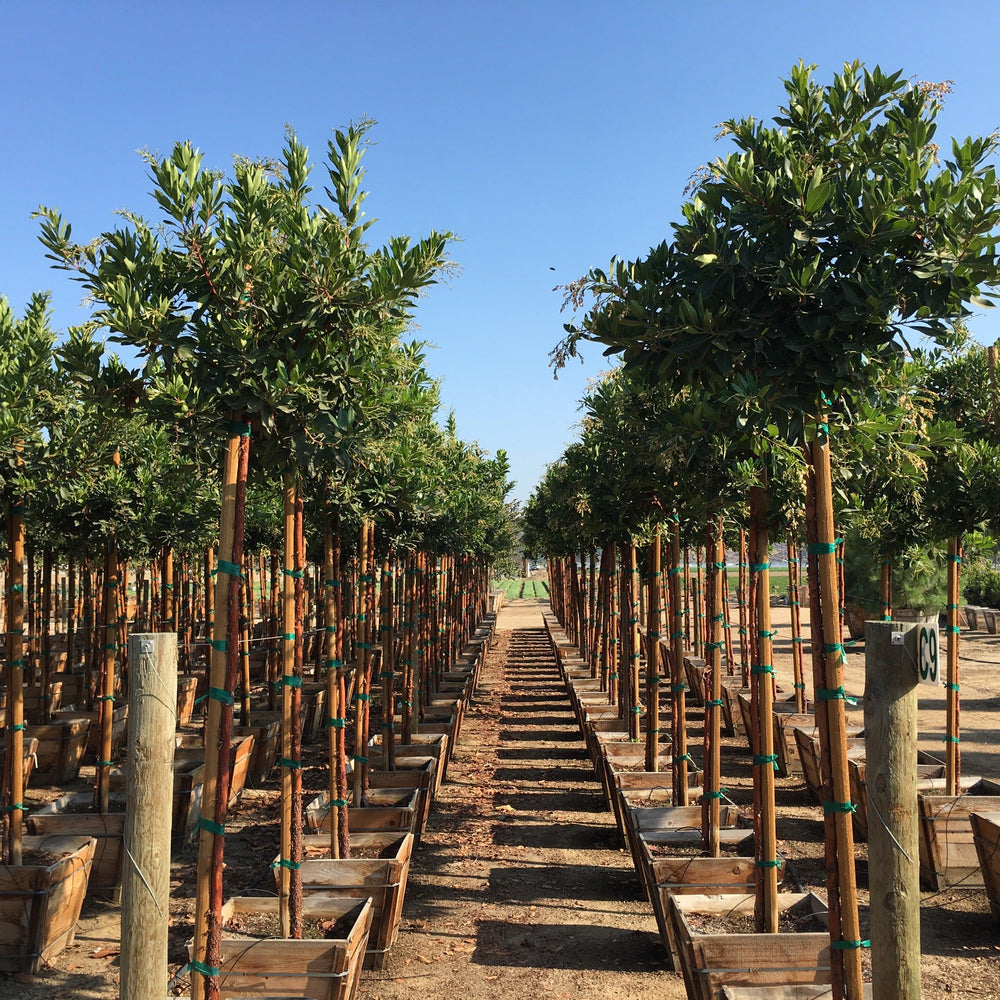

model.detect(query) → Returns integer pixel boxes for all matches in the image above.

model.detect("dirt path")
[364,599,686,1000]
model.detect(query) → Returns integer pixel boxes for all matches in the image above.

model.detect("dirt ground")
[6,595,1000,999]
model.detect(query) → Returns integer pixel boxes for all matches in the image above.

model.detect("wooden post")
[121,632,177,1000]
[645,532,661,772]
[703,522,724,857]
[945,538,961,796]
[668,519,689,806]
[864,621,921,1000]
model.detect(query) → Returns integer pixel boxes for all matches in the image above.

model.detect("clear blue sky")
[4,1,1000,504]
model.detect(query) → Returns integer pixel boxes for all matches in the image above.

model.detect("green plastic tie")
[353,692,370,702]
[353,754,369,764]
[671,682,688,693]
[323,659,343,670]
[750,664,774,676]
[6,658,24,668]
[97,694,116,703]
[758,629,777,639]
[831,939,870,950]
[271,857,301,870]
[948,625,960,634]
[327,717,346,729]
[282,568,304,579]
[10,722,25,732]
[943,735,960,744]
[190,959,220,977]
[817,686,846,702]
[753,753,779,770]
[791,637,806,644]
[198,817,226,836]
[325,579,341,587]
[97,760,113,768]
[667,567,681,576]
[208,687,234,706]
[282,632,296,641]
[793,682,806,690]
[751,562,769,572]
[9,584,23,593]
[2,803,25,813]
[755,858,782,868]
[704,641,724,651]
[218,560,241,577]
[673,753,692,764]
[808,539,843,555]
[823,800,856,814]
[823,642,846,661]
[706,698,724,707]
[703,788,727,800]
[948,554,963,565]
[280,675,302,688]
[670,631,685,639]
[279,758,302,769]
[946,682,960,692]
[208,638,228,653]
[331,798,348,807]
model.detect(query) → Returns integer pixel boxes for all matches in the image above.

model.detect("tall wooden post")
[121,632,177,1000]
[864,621,921,1000]
[669,518,689,806]
[645,533,661,771]
[788,539,806,712]
[945,538,961,796]
[702,522,724,856]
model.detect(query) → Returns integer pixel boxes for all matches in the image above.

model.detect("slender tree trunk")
[644,532,661,771]
[4,502,26,865]
[702,522,724,856]
[788,539,806,712]
[945,537,962,795]
[668,518,689,806]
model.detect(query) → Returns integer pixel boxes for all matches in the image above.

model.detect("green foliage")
[842,529,946,615]
[962,564,1000,607]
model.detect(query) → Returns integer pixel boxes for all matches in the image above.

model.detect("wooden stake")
[4,503,25,865]
[750,490,779,932]
[702,521,724,857]
[788,539,806,712]
[810,426,864,1000]
[645,532,661,772]
[864,621,921,1000]
[97,537,120,814]
[668,518,689,807]
[945,537,961,796]
[121,632,177,1000]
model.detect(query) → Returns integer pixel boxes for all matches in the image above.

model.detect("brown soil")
[5,594,1000,999]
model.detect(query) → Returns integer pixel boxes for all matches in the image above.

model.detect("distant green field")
[493,577,550,600]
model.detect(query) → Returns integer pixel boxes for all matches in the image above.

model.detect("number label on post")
[918,625,940,686]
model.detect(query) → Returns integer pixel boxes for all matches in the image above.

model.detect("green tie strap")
[753,754,779,770]
[190,960,220,977]
[282,568,304,579]
[750,664,774,676]
[817,686,846,702]
[703,788,728,800]
[198,818,226,836]
[208,638,228,653]
[280,675,302,688]
[272,857,301,870]
[755,858,782,868]
[224,419,252,437]
[706,698,724,708]
[751,562,769,572]
[279,758,302,770]
[327,717,346,729]
[823,800,856,814]
[808,539,843,555]
[218,560,241,577]
[831,939,870,950]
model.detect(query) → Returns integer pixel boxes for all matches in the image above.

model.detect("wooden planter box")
[970,811,1000,921]
[0,735,38,789]
[369,761,435,840]
[174,733,256,807]
[624,804,747,897]
[610,768,703,847]
[288,831,414,969]
[27,792,126,896]
[51,671,86,706]
[793,729,866,805]
[176,674,200,725]
[198,895,373,1000]
[641,838,784,966]
[21,682,63,724]
[52,705,128,762]
[234,712,281,786]
[300,682,328,745]
[848,759,980,841]
[372,734,449,794]
[25,717,91,784]
[666,892,830,1000]
[918,778,1000,890]
[0,834,96,973]
[600,743,673,812]
[305,790,418,839]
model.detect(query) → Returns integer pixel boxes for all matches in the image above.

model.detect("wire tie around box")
[823,800,856,814]
[753,753,779,770]
[198,817,226,836]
